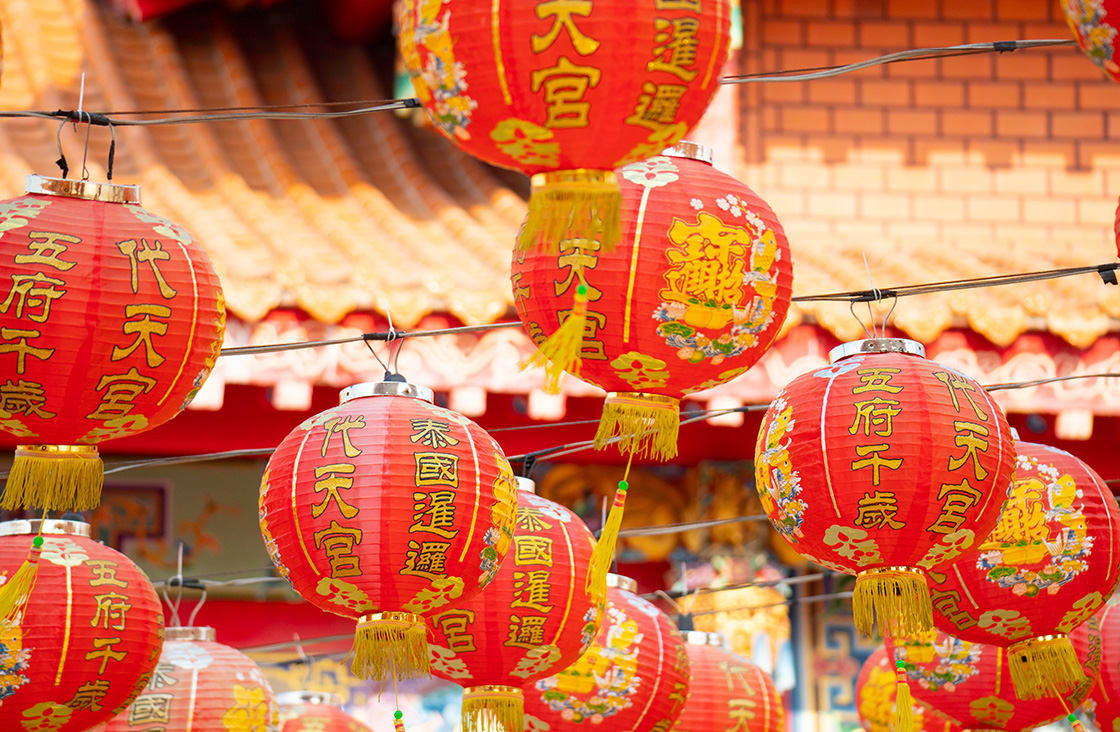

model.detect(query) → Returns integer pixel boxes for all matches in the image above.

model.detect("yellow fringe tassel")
[517,170,620,254]
[0,537,42,625]
[3,445,103,511]
[853,567,933,639]
[521,285,589,394]
[1007,635,1085,700]
[587,480,629,601]
[351,612,431,682]
[894,663,914,732]
[462,685,524,732]
[594,393,679,461]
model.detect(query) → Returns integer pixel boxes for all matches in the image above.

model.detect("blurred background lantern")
[102,626,279,730]
[512,142,792,461]
[856,645,961,732]
[754,338,1015,639]
[0,175,225,512]
[1083,599,1119,732]
[676,584,791,667]
[929,440,1120,699]
[427,478,602,732]
[523,573,690,731]
[277,690,372,732]
[1063,0,1120,81]
[0,518,164,731]
[259,380,518,683]
[397,0,732,253]
[670,631,783,732]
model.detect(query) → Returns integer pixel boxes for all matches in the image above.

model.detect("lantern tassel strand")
[352,612,430,682]
[3,445,103,511]
[0,535,43,625]
[462,685,524,732]
[594,393,679,461]
[853,567,932,639]
[894,660,914,732]
[1007,635,1085,700]
[588,478,629,601]
[518,170,620,253]
[521,284,588,393]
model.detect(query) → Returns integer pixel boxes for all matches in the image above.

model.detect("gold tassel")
[0,536,43,625]
[462,685,524,732]
[521,284,588,394]
[587,480,629,601]
[351,612,431,682]
[3,445,103,511]
[894,658,914,732]
[1007,634,1085,700]
[594,393,679,461]
[852,566,932,639]
[517,170,620,253]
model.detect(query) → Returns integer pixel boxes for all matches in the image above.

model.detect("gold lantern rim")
[830,338,926,363]
[339,380,434,405]
[0,518,91,538]
[26,174,141,204]
[165,626,217,642]
[276,690,342,707]
[663,140,713,165]
[683,630,726,647]
[515,477,536,494]
[606,573,638,592]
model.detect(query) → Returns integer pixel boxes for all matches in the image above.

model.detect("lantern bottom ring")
[352,611,431,683]
[853,565,932,640]
[595,392,681,461]
[463,685,524,732]
[1006,633,1085,701]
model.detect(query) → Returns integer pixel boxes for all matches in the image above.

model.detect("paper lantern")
[929,440,1120,699]
[670,631,783,732]
[512,142,792,460]
[889,622,1102,732]
[397,0,732,253]
[754,338,1015,639]
[277,690,372,732]
[856,646,961,732]
[1082,601,1119,732]
[0,175,225,511]
[102,626,279,731]
[259,379,519,683]
[523,573,690,731]
[1063,0,1120,81]
[427,478,603,732]
[0,518,164,731]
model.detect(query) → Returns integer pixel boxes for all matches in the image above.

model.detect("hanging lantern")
[754,338,1015,639]
[670,631,783,732]
[102,626,279,730]
[1063,0,1120,81]
[889,623,1102,732]
[0,175,225,512]
[259,380,519,684]
[929,440,1120,699]
[522,573,690,731]
[277,690,372,732]
[856,646,961,732]
[1081,600,1119,732]
[427,478,603,732]
[0,518,164,731]
[512,142,793,460]
[397,0,732,253]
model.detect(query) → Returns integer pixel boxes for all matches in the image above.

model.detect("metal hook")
[80,116,93,181]
[884,295,898,334]
[186,584,208,626]
[849,300,874,340]
[55,120,70,179]
[106,121,117,181]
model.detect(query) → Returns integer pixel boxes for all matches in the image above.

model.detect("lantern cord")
[218,321,525,357]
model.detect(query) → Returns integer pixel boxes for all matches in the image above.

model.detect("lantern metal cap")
[277,690,341,707]
[26,174,141,204]
[829,338,925,363]
[165,626,216,642]
[0,519,90,538]
[339,380,433,405]
[663,141,713,165]
[606,573,638,592]
[515,476,536,494]
[683,631,726,647]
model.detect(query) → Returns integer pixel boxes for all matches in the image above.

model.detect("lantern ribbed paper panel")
[523,575,689,731]
[754,339,1014,638]
[930,440,1120,699]
[278,691,372,732]
[260,381,518,682]
[1083,601,1119,732]
[0,176,225,512]
[856,646,961,732]
[670,633,782,732]
[512,145,792,460]
[397,0,731,252]
[103,626,279,731]
[1063,1,1120,81]
[428,484,601,732]
[888,623,1102,732]
[0,519,164,731]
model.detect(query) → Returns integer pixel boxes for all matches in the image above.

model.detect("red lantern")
[929,440,1120,699]
[889,624,1102,732]
[1082,600,1119,732]
[259,380,519,683]
[1063,1,1120,81]
[522,573,690,731]
[396,0,731,252]
[754,338,1015,639]
[512,143,793,460]
[0,518,164,731]
[102,626,279,731]
[0,175,225,512]
[856,646,961,732]
[428,478,602,732]
[278,690,372,732]
[670,631,783,732]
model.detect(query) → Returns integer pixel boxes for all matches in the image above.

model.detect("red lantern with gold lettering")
[0,518,164,731]
[259,380,519,684]
[0,175,225,512]
[1083,600,1119,732]
[930,440,1120,699]
[512,143,792,460]
[428,478,603,732]
[754,338,1015,640]
[856,646,961,732]
[396,0,731,254]
[277,691,372,732]
[522,573,689,732]
[1063,0,1120,82]
[670,631,783,732]
[102,626,279,731]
